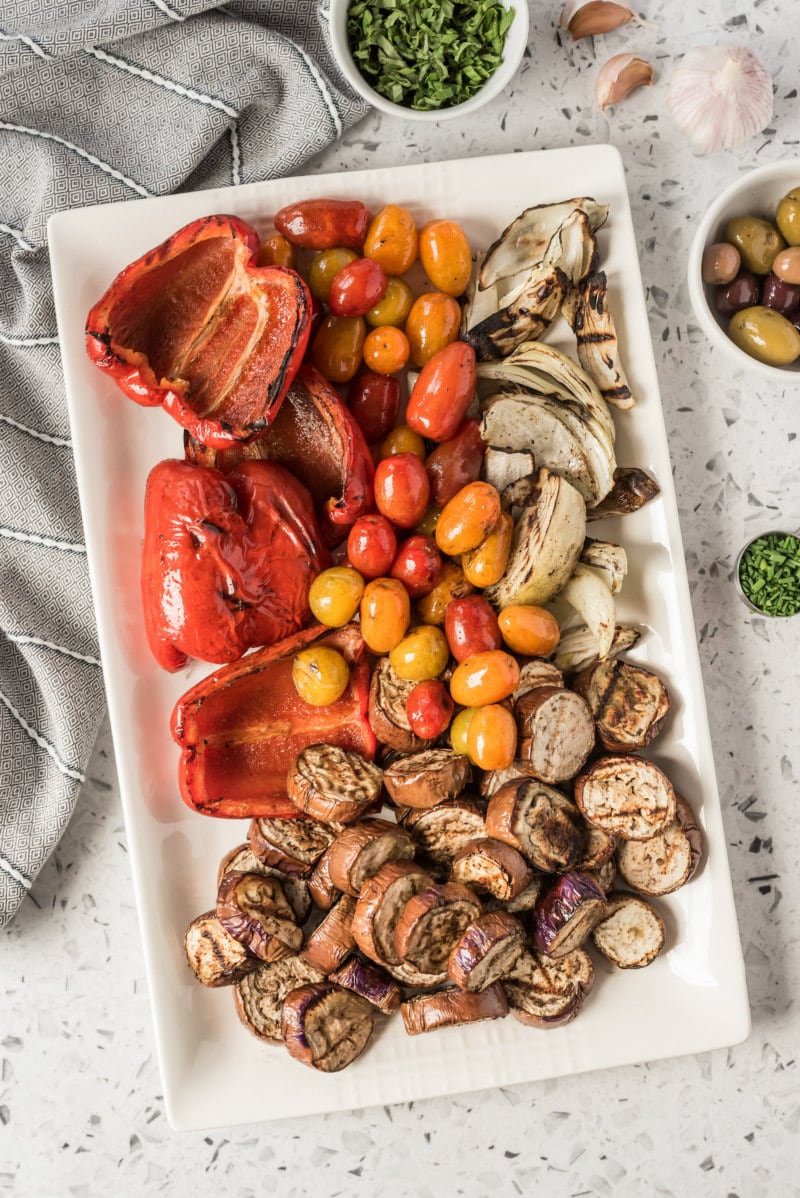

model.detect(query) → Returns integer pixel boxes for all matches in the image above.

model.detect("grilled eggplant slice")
[329,956,403,1014]
[573,658,670,752]
[288,744,383,823]
[450,837,533,901]
[300,895,356,974]
[327,818,415,896]
[532,870,607,958]
[217,844,312,923]
[216,871,303,962]
[368,658,426,754]
[503,947,594,1028]
[616,794,703,895]
[234,956,325,1044]
[383,749,472,810]
[464,264,568,360]
[401,983,509,1036]
[505,875,545,913]
[570,271,634,410]
[394,882,482,974]
[515,685,595,784]
[448,911,527,991]
[514,659,565,697]
[587,466,660,521]
[282,982,374,1071]
[247,816,340,877]
[184,911,258,987]
[352,861,433,966]
[575,823,617,871]
[574,755,676,840]
[307,846,341,911]
[486,778,584,873]
[591,893,665,968]
[403,796,487,867]
[553,623,640,675]
[587,856,618,894]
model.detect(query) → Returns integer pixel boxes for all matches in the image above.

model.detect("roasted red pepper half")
[142,457,328,672]
[171,623,376,818]
[86,215,312,449]
[185,364,374,544]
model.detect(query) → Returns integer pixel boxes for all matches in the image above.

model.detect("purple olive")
[715,272,761,317]
[761,272,800,316]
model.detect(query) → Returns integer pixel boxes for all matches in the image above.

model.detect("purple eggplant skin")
[329,956,403,1014]
[281,982,375,1072]
[532,871,607,958]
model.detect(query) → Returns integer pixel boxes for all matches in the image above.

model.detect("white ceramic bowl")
[687,159,800,383]
[329,0,528,122]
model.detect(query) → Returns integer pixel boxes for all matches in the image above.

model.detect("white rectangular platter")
[49,145,750,1131]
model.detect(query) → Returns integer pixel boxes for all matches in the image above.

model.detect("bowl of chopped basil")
[330,0,528,120]
[735,530,800,618]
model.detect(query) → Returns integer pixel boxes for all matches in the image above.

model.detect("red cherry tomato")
[406,680,455,739]
[347,514,397,579]
[274,199,370,250]
[329,257,388,318]
[373,453,431,530]
[444,594,503,663]
[389,535,443,598]
[406,341,477,442]
[348,372,400,444]
[425,419,485,506]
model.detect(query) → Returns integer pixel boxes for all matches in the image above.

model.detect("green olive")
[728,305,800,367]
[724,215,785,275]
[775,186,800,246]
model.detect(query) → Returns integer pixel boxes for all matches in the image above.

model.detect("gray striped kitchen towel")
[0,0,368,926]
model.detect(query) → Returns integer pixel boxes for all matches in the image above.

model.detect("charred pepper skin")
[85,214,312,449]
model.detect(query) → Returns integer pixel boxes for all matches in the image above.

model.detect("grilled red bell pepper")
[171,623,375,818]
[86,215,311,449]
[142,458,328,672]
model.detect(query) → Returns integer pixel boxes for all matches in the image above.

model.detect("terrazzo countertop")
[3,2,800,1194]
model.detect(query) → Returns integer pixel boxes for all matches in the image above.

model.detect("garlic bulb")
[668,46,774,154]
[595,54,654,110]
[560,0,634,41]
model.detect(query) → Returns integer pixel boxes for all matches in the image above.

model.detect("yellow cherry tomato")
[311,314,366,383]
[436,482,502,557]
[359,577,411,653]
[364,204,418,275]
[419,219,472,297]
[413,505,443,537]
[498,606,561,657]
[366,277,414,328]
[416,561,473,625]
[466,704,518,770]
[389,624,450,682]
[405,291,462,367]
[379,424,427,460]
[309,566,365,627]
[258,233,296,269]
[449,650,521,707]
[461,512,514,587]
[292,646,350,706]
[450,706,478,756]
[308,247,358,301]
[362,325,410,375]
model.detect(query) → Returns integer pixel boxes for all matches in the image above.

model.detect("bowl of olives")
[688,160,800,379]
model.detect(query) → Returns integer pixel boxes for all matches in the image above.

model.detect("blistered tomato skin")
[379,424,427,461]
[419,219,472,296]
[406,341,477,443]
[308,567,365,627]
[311,314,367,383]
[275,199,370,250]
[425,419,485,506]
[308,248,358,301]
[360,577,411,653]
[444,594,503,662]
[450,706,478,755]
[406,680,454,739]
[416,561,473,625]
[449,650,521,707]
[374,453,431,529]
[347,514,397,578]
[348,372,400,443]
[462,511,514,588]
[405,291,462,367]
[258,233,296,269]
[389,535,443,597]
[366,277,414,328]
[389,625,450,682]
[328,257,388,318]
[363,326,410,375]
[435,481,502,556]
[292,646,351,706]
[467,704,518,770]
[363,205,418,275]
[498,605,561,657]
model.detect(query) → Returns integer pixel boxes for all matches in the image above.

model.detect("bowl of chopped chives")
[330,0,528,121]
[735,530,800,618]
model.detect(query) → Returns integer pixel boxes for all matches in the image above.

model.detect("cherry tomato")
[425,419,485,506]
[360,577,411,653]
[308,566,365,627]
[329,257,388,318]
[466,704,518,770]
[363,204,418,275]
[308,294,325,341]
[405,291,462,367]
[308,248,358,301]
[406,341,477,442]
[450,706,478,755]
[416,561,473,625]
[498,605,561,657]
[348,372,400,444]
[462,512,514,588]
[449,650,521,707]
[363,325,410,375]
[292,646,350,706]
[389,624,450,682]
[379,424,427,460]
[374,453,430,529]
[444,595,502,663]
[435,481,502,556]
[413,505,443,537]
[347,514,397,578]
[366,277,414,328]
[311,314,366,383]
[390,535,442,597]
[275,199,370,250]
[419,219,472,296]
[258,233,295,268]
[406,680,454,739]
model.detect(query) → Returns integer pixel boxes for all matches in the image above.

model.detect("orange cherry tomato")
[363,204,418,275]
[406,341,476,443]
[450,706,478,755]
[405,291,462,367]
[363,325,410,375]
[449,650,521,707]
[379,424,427,461]
[311,314,366,383]
[425,419,485,506]
[366,277,414,328]
[374,452,430,529]
[435,481,502,557]
[419,219,472,297]
[308,247,358,301]
[416,561,473,625]
[360,577,411,653]
[258,233,295,268]
[466,704,518,770]
[498,606,561,657]
[462,512,514,588]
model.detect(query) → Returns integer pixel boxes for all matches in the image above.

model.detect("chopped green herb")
[347,0,515,112]
[738,532,800,617]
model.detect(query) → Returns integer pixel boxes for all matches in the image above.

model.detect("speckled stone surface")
[3,3,800,1194]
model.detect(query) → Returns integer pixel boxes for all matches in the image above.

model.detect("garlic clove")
[560,0,634,41]
[667,46,774,154]
[595,54,654,110]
